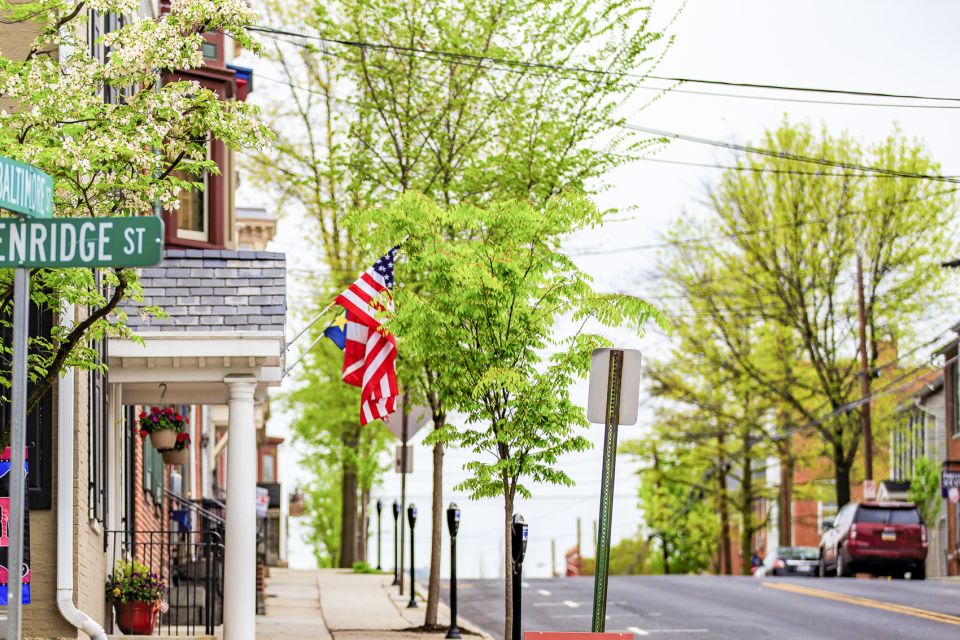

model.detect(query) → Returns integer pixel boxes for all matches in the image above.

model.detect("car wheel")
[818,551,833,578]
[911,563,926,581]
[837,552,851,578]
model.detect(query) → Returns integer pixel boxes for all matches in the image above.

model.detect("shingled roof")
[121,248,286,333]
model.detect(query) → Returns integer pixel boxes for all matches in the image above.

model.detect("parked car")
[818,501,927,579]
[756,546,820,577]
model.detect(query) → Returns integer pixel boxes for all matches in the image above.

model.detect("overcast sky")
[250,0,960,575]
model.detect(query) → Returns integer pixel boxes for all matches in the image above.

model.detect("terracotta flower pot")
[114,601,157,635]
[149,429,178,450]
[161,447,189,465]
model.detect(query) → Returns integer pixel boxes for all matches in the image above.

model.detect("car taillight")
[921,525,928,546]
[774,560,785,569]
[850,524,858,540]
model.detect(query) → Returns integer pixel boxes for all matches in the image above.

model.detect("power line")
[634,156,960,179]
[247,25,960,105]
[622,125,960,184]
[569,186,960,256]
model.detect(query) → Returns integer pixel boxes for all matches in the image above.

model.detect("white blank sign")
[383,395,432,442]
[587,348,642,425]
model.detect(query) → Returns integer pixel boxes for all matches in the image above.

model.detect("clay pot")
[149,429,178,450]
[114,601,157,635]
[161,447,189,465]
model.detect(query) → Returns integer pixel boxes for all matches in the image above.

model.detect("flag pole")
[284,298,337,351]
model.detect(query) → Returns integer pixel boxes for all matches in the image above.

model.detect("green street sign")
[0,157,53,219]
[0,217,163,267]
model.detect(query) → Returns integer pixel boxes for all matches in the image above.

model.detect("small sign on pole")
[862,479,877,501]
[586,348,641,634]
[395,446,413,473]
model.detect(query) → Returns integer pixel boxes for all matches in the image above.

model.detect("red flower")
[162,407,173,415]
[138,411,147,419]
[174,414,182,422]
[151,406,159,413]
[139,429,148,438]
[186,418,190,424]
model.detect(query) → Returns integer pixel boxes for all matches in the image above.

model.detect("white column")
[223,375,258,640]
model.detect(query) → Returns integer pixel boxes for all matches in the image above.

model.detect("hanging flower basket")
[161,432,191,465]
[135,406,188,450]
[161,447,189,465]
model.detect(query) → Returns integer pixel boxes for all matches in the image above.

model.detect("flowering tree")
[0,0,270,432]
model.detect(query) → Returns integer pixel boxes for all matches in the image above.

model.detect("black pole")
[376,499,383,571]
[407,504,418,608]
[511,514,527,640]
[392,501,400,585]
[446,503,461,639]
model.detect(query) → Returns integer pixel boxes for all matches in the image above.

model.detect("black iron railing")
[106,528,224,636]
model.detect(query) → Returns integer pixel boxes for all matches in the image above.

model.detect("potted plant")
[136,406,188,450]
[105,559,166,635]
[161,432,191,465]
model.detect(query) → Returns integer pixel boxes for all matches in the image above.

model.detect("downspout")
[56,305,108,640]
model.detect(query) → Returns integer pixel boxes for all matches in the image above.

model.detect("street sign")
[0,216,163,267]
[395,446,413,473]
[384,396,432,442]
[587,349,641,425]
[256,487,269,519]
[941,464,960,498]
[586,348,642,633]
[0,157,53,219]
[862,479,877,501]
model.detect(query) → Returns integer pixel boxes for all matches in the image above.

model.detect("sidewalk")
[257,567,492,640]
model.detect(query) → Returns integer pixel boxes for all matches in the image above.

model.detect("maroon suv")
[818,501,927,579]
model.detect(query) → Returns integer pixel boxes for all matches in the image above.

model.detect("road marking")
[537,589,552,596]
[562,600,580,608]
[627,628,708,636]
[763,581,960,627]
[522,581,530,588]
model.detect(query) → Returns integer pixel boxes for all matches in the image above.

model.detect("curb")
[412,581,494,640]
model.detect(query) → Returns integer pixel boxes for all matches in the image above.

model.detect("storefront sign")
[0,157,52,219]
[0,217,163,267]
[0,449,30,605]
[256,487,269,519]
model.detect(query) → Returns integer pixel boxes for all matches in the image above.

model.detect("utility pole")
[856,254,873,481]
[576,517,582,558]
[551,539,557,577]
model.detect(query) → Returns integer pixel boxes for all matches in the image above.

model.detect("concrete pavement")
[257,566,492,640]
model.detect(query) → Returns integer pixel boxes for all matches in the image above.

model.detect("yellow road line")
[762,581,960,627]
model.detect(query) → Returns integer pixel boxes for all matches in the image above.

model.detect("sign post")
[0,156,163,640]
[586,348,641,634]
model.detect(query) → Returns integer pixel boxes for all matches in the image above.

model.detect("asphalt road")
[440,575,960,639]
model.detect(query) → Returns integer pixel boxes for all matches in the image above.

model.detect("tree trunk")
[339,427,360,568]
[503,491,514,640]
[739,444,753,576]
[661,535,670,575]
[777,439,793,547]
[359,487,370,565]
[833,439,852,508]
[717,439,732,576]
[425,432,444,627]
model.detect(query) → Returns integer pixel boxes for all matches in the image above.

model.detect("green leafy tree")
[909,456,941,528]
[349,193,661,640]
[247,0,680,620]
[652,120,957,509]
[0,0,269,437]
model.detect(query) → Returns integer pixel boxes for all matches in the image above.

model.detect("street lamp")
[407,503,418,609]
[376,498,383,571]
[392,500,401,586]
[446,503,461,639]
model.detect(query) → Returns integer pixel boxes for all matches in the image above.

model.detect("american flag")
[335,247,399,425]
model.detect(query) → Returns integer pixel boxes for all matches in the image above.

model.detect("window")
[262,453,275,483]
[952,359,960,437]
[142,437,164,505]
[173,142,211,242]
[202,41,218,60]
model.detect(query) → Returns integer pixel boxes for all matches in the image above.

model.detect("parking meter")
[407,504,418,608]
[446,503,462,639]
[447,502,461,537]
[511,514,528,569]
[511,514,527,640]
[376,499,383,570]
[391,500,401,585]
